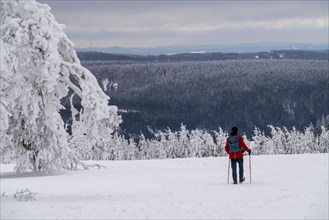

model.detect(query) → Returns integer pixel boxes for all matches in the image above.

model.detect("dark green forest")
[68,51,329,138]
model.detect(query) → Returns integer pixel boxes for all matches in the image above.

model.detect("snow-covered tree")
[268,126,286,154]
[252,127,271,155]
[177,124,190,158]
[301,126,316,154]
[200,131,216,157]
[0,0,121,172]
[190,130,205,157]
[127,137,139,160]
[285,127,302,154]
[138,133,149,160]
[147,139,165,159]
[213,128,228,156]
[318,126,329,153]
[163,128,178,158]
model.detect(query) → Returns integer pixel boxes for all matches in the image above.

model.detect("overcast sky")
[39,0,328,48]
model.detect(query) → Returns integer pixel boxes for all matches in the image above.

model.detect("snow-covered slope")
[1,154,328,219]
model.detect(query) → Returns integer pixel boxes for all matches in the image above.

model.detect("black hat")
[232,127,238,133]
[231,127,239,135]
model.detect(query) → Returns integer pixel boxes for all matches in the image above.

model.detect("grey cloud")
[39,0,328,47]
[67,27,328,47]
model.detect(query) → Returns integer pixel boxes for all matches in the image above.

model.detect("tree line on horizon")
[77,50,329,62]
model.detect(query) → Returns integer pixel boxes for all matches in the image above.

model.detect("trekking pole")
[249,153,252,184]
[227,157,230,184]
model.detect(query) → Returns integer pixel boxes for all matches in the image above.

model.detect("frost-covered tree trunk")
[0,0,121,172]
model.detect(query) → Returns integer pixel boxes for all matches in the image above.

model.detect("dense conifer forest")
[69,51,329,138]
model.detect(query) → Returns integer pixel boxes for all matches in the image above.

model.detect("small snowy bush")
[1,192,9,198]
[13,189,37,201]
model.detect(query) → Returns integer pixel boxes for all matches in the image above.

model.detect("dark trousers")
[231,157,244,182]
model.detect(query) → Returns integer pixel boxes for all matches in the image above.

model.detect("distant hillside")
[76,42,328,55]
[77,50,329,62]
[64,58,329,138]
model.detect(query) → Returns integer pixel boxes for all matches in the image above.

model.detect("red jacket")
[225,135,250,159]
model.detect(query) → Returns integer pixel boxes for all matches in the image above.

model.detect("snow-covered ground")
[1,154,328,219]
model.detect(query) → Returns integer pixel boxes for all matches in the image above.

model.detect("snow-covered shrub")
[1,192,9,198]
[13,188,37,201]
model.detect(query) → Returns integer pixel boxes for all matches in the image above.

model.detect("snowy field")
[1,154,328,219]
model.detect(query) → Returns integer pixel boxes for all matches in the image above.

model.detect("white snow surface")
[1,154,328,219]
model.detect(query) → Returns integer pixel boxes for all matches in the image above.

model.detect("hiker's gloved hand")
[248,150,251,155]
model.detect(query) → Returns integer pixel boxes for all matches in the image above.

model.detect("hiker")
[225,126,251,184]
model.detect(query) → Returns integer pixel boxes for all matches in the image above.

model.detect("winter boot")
[239,177,245,183]
[233,180,238,184]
